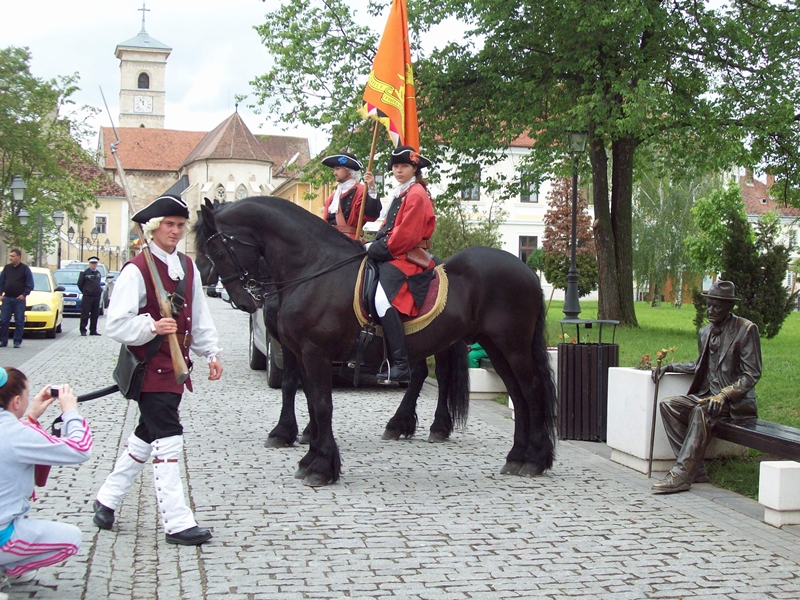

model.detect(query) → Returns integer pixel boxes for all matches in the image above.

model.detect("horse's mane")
[193,196,366,257]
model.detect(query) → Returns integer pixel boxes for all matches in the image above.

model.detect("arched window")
[137,72,150,89]
[215,184,226,202]
[236,184,248,200]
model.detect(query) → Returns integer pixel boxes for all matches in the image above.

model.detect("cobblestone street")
[6,299,800,599]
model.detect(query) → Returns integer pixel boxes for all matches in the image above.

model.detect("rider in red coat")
[321,152,382,239]
[367,146,436,383]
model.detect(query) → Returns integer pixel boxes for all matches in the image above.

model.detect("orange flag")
[359,0,419,150]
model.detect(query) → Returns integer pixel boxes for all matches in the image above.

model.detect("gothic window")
[138,72,150,89]
[215,184,226,201]
[236,184,248,200]
[518,236,538,262]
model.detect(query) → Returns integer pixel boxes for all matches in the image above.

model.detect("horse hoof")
[294,466,308,479]
[381,429,401,441]
[428,431,448,443]
[303,473,331,487]
[500,461,523,475]
[298,434,311,445]
[518,462,546,478]
[265,437,293,448]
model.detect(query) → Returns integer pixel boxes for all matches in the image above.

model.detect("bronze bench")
[712,418,800,461]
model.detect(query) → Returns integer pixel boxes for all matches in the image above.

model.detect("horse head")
[197,198,265,314]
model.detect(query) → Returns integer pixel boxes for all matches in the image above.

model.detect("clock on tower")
[134,95,153,113]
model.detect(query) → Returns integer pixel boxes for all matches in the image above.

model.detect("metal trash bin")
[557,319,619,442]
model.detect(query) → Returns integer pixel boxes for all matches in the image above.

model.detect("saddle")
[353,257,449,335]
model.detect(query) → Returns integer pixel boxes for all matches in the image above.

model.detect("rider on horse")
[367,145,436,384]
[321,152,382,239]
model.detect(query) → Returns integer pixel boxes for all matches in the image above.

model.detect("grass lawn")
[543,299,800,499]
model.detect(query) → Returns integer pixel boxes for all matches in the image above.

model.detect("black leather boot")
[377,307,411,383]
[93,500,115,530]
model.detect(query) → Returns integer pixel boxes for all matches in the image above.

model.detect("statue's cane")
[647,356,664,478]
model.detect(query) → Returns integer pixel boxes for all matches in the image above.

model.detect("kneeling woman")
[367,145,436,383]
[0,368,92,588]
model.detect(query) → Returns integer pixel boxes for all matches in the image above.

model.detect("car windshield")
[32,273,52,292]
[53,270,81,285]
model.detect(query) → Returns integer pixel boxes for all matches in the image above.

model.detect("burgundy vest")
[127,252,194,394]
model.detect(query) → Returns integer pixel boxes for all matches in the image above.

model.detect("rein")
[205,229,365,300]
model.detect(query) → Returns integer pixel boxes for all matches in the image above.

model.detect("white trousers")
[151,436,197,534]
[96,433,151,510]
[375,282,391,317]
[0,518,80,578]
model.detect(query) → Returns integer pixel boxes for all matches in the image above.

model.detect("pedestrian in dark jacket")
[0,249,34,349]
[77,257,102,336]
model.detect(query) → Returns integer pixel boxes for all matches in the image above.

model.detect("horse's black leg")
[297,351,340,487]
[429,341,469,443]
[266,346,301,448]
[382,359,426,440]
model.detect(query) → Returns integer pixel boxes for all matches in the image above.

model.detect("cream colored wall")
[276,180,324,220]
[60,196,129,270]
[180,159,275,218]
[118,48,169,128]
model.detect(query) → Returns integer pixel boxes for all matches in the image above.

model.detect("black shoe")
[13,343,20,349]
[93,500,115,530]
[90,332,101,336]
[165,526,213,546]
[80,332,87,336]
[0,343,7,348]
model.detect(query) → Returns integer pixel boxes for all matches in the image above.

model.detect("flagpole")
[356,120,382,241]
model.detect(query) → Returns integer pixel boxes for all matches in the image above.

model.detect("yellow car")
[5,267,64,339]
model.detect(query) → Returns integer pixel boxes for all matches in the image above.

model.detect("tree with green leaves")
[689,184,797,338]
[541,177,597,298]
[251,1,800,326]
[632,165,717,306]
[0,46,100,256]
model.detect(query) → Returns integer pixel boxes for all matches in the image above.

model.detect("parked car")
[52,269,83,315]
[104,271,120,308]
[55,263,105,315]
[4,267,64,339]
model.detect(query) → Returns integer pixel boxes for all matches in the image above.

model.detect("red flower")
[409,151,420,164]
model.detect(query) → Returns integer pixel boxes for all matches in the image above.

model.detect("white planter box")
[606,367,747,474]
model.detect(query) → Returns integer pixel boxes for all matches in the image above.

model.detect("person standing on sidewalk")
[0,249,34,349]
[77,257,103,336]
[92,194,223,546]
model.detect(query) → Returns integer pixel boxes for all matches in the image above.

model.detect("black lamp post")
[562,131,588,320]
[53,211,64,268]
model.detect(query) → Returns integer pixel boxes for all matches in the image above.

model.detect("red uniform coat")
[129,252,194,394]
[371,182,436,316]
[322,184,381,238]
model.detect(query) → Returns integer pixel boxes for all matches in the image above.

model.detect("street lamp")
[562,131,588,320]
[53,211,64,268]
[67,226,75,261]
[103,238,111,267]
[10,176,27,202]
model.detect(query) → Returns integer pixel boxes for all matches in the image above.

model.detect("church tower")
[116,5,171,128]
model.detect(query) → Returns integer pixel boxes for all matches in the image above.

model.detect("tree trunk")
[589,137,621,321]
[611,137,639,326]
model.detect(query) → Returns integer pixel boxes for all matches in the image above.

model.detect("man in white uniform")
[92,194,223,545]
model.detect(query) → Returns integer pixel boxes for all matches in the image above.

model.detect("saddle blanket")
[353,257,449,336]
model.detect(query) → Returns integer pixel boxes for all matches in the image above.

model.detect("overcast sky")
[5,0,377,156]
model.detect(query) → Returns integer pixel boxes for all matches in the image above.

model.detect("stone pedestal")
[606,368,747,474]
[759,461,800,527]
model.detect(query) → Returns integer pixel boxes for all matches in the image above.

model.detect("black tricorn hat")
[387,145,432,171]
[132,194,190,224]
[87,256,99,263]
[321,152,363,171]
[702,280,739,302]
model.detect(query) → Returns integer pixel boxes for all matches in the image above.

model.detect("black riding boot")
[377,307,411,383]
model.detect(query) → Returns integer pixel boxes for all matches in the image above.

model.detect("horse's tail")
[441,340,470,429]
[531,297,557,469]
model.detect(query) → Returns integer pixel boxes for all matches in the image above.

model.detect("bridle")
[204,227,364,302]
[204,229,273,302]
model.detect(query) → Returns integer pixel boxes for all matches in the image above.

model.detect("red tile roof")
[99,127,207,172]
[66,155,125,197]
[257,135,311,176]
[181,112,273,168]
[739,175,800,217]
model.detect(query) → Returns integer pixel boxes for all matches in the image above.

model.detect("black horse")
[197,196,557,486]
[194,219,470,450]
